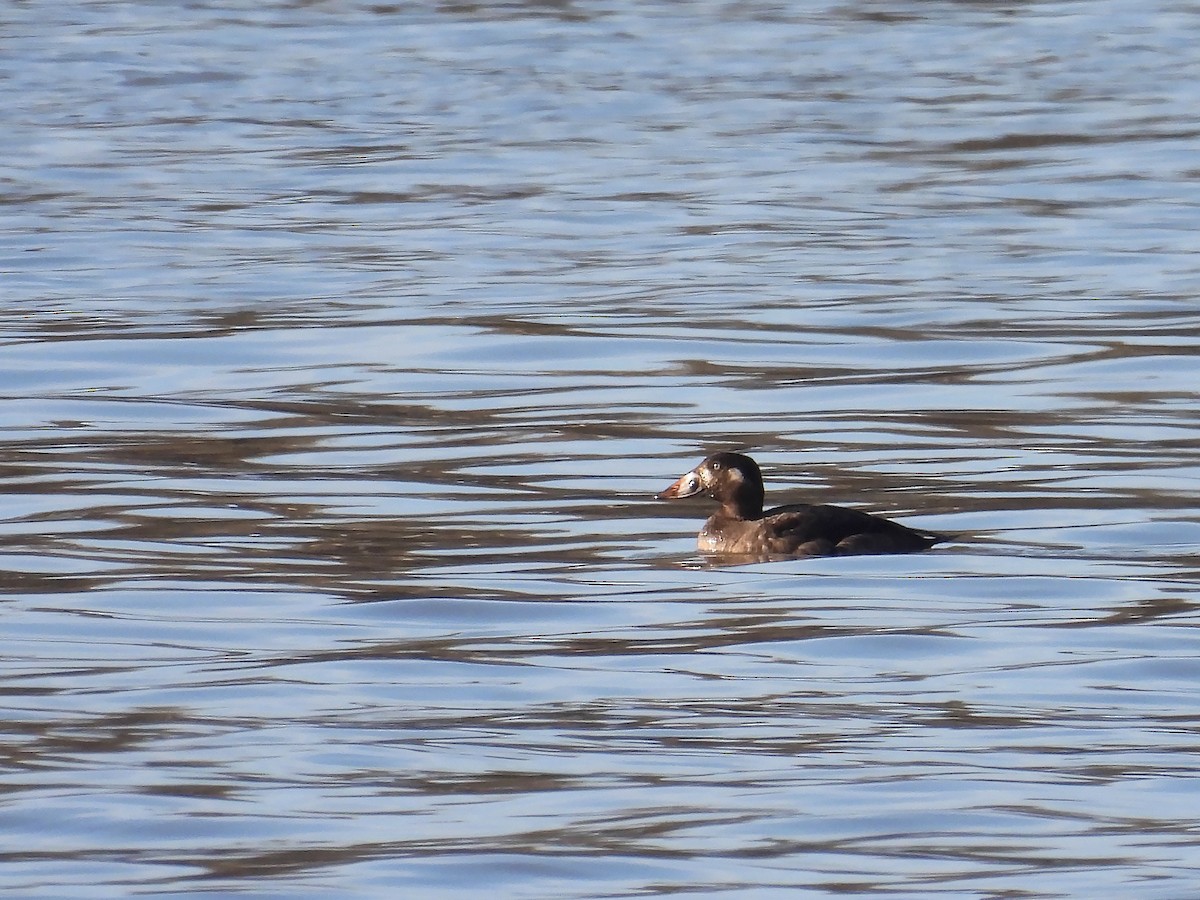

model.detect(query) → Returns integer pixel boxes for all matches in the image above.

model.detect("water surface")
[3,1,1200,897]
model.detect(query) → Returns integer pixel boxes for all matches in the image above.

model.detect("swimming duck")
[656,452,945,557]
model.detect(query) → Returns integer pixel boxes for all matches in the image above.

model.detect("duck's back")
[702,502,942,557]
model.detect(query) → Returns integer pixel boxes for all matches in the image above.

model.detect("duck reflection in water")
[656,452,946,558]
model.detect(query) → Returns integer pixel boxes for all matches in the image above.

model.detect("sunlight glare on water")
[2,1,1200,897]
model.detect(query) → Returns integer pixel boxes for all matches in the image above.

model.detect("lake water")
[3,1,1200,897]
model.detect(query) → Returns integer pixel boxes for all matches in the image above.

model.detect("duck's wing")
[763,503,943,554]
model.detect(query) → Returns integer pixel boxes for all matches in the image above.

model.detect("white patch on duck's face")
[701,462,743,491]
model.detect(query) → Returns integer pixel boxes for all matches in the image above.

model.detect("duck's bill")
[655,471,702,500]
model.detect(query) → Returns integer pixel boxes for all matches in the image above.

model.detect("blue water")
[3,1,1200,897]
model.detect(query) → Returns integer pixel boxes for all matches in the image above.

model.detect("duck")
[656,452,945,557]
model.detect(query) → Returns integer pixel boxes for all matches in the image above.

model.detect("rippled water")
[4,1,1200,897]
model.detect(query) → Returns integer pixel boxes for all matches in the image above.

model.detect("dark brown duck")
[656,452,945,557]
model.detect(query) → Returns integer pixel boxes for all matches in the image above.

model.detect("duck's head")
[655,452,765,519]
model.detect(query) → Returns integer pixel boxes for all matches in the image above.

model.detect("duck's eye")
[711,460,722,471]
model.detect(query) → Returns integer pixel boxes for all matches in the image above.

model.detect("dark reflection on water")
[3,0,1200,897]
